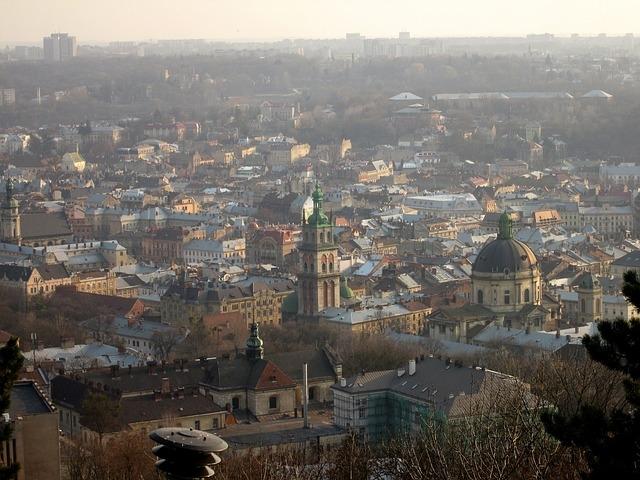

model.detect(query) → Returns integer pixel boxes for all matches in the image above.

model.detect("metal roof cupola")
[498,211,513,240]
[245,322,264,360]
[307,183,330,227]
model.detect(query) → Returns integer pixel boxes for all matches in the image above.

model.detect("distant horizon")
[2,0,638,46]
[2,31,638,49]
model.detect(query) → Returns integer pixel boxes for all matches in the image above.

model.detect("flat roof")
[9,381,54,416]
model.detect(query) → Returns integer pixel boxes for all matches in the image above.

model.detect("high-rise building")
[43,33,77,61]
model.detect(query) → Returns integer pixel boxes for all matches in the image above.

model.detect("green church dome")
[340,277,355,299]
[306,183,330,227]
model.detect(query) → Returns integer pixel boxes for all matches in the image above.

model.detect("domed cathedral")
[0,179,21,245]
[471,212,548,329]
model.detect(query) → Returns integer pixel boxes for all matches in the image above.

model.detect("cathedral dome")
[472,212,538,275]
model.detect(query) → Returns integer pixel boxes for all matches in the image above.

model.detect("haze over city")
[2,2,640,480]
[2,0,640,44]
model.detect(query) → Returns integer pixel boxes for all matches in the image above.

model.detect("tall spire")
[246,323,264,361]
[307,182,329,226]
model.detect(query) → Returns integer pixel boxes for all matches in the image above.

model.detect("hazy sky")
[1,0,638,44]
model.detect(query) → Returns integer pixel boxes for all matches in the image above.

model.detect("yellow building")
[161,279,294,327]
[71,270,116,296]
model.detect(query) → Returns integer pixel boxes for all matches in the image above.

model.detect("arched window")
[303,261,308,272]
[477,290,484,304]
[321,254,327,273]
[329,254,334,272]
[524,288,530,303]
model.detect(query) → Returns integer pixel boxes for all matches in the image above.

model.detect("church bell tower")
[1,179,21,245]
[297,183,340,317]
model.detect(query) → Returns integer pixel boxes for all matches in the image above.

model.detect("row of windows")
[477,287,531,305]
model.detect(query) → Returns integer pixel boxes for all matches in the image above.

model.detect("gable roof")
[203,358,296,391]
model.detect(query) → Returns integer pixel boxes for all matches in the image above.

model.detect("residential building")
[0,88,16,106]
[82,316,185,358]
[247,227,297,268]
[319,301,430,334]
[43,33,77,61]
[4,381,61,480]
[161,278,295,327]
[183,238,246,266]
[0,264,71,304]
[332,357,527,441]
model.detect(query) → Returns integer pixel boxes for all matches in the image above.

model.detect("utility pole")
[30,332,37,367]
[303,363,309,429]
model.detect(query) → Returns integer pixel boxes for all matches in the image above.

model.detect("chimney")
[397,368,405,377]
[303,363,309,429]
[408,359,416,376]
[555,329,561,339]
[161,377,170,395]
[339,377,347,387]
[154,389,161,401]
[525,325,531,335]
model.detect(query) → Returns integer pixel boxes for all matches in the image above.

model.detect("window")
[232,397,240,410]
[269,395,278,410]
[212,418,219,429]
[477,290,483,304]
[194,420,200,430]
[524,288,530,303]
[581,298,586,313]
[504,290,510,305]
[358,405,367,419]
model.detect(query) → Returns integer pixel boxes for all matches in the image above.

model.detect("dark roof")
[473,238,538,274]
[83,364,205,394]
[332,357,526,417]
[203,357,295,391]
[268,349,337,382]
[36,263,70,280]
[52,289,141,316]
[10,381,54,415]
[119,394,225,428]
[612,250,640,268]
[0,264,33,282]
[21,212,72,240]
